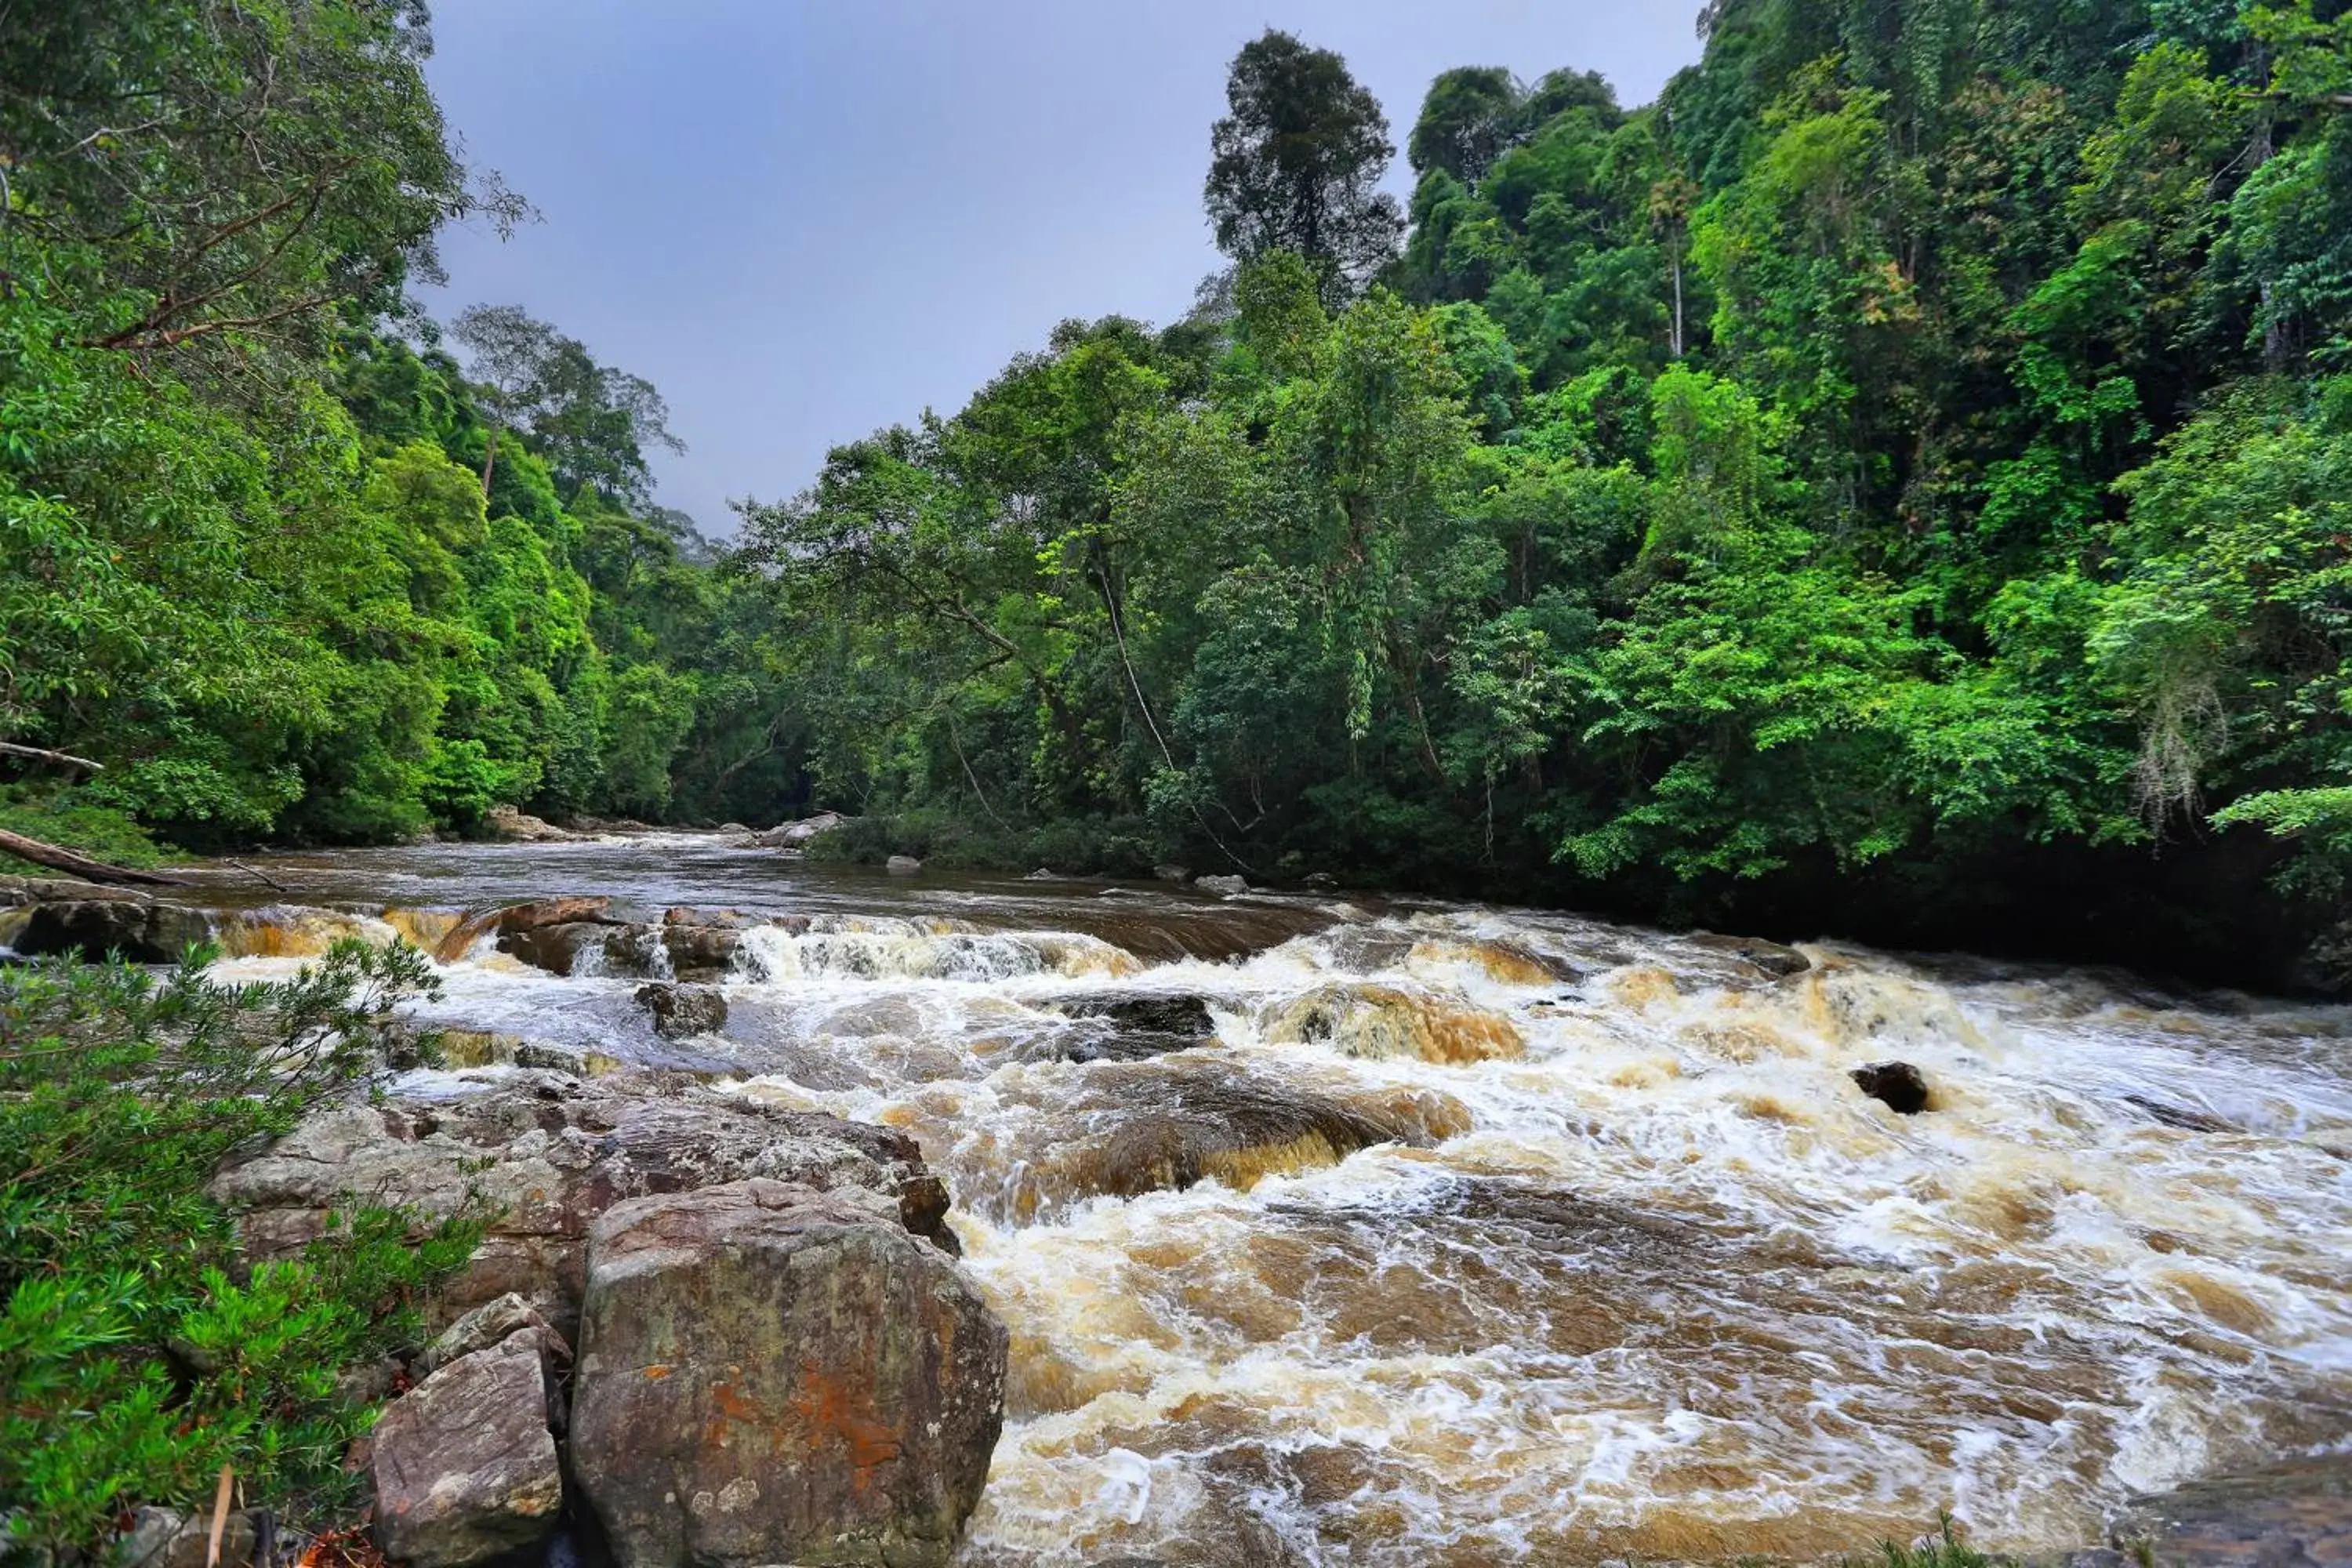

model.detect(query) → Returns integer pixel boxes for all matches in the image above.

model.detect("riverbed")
[167,834,2352,1564]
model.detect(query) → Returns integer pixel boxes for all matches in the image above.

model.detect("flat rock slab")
[372,1331,564,1568]
[570,1178,1007,1568]
[211,1076,944,1332]
[2111,1457,2352,1566]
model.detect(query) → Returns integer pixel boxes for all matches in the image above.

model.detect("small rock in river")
[1196,873,1248,896]
[636,982,728,1040]
[887,854,923,875]
[1851,1060,1932,1115]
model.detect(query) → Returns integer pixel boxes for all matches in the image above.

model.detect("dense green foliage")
[0,0,771,854]
[0,942,477,1558]
[5,0,2351,982]
[735,3,2352,983]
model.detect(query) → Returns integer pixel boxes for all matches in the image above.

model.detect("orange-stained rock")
[569,1178,1007,1568]
[1262,982,1523,1064]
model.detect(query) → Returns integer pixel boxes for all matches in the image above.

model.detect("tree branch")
[0,742,104,772]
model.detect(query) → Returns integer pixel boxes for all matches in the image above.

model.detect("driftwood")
[0,828,191,887]
[226,857,292,894]
[0,742,104,772]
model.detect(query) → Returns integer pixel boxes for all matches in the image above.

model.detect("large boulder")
[484,806,577,844]
[569,1178,1007,1568]
[753,811,848,850]
[433,897,620,964]
[210,1076,953,1332]
[4,895,212,964]
[994,1061,1472,1220]
[371,1330,564,1568]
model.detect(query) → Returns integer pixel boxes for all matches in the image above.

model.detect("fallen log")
[0,828,191,887]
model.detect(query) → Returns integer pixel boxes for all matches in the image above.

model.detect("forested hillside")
[0,2,798,858]
[6,0,2351,985]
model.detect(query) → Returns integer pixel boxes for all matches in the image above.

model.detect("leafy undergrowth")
[0,942,478,1562]
[0,787,182,874]
[804,806,1163,879]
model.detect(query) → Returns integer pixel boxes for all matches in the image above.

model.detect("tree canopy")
[7,0,2352,989]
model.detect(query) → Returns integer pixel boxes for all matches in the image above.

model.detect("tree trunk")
[480,419,501,499]
[0,829,191,886]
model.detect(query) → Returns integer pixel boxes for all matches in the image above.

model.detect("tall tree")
[1409,67,1524,183]
[1204,30,1404,305]
[449,303,564,498]
[0,0,524,360]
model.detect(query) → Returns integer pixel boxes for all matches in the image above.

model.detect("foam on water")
[201,884,2352,1565]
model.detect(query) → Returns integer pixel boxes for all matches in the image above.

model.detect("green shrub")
[0,942,480,1559]
[0,786,179,873]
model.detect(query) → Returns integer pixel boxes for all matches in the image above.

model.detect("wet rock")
[754,811,848,849]
[485,805,578,844]
[887,854,924,875]
[1013,1063,1471,1216]
[1196,873,1249,896]
[1406,937,1581,987]
[211,1075,948,1332]
[2107,1454,2352,1567]
[5,898,212,964]
[716,822,750,836]
[497,920,629,976]
[1048,993,1220,1062]
[1024,867,1063,880]
[2124,1094,2237,1133]
[1851,1060,1933,1115]
[659,922,741,981]
[1263,983,1523,1065]
[1152,865,1190,884]
[1686,931,1813,978]
[372,1331,564,1568]
[569,1178,1007,1568]
[1302,871,1338,888]
[434,898,619,964]
[662,906,754,929]
[635,981,728,1040]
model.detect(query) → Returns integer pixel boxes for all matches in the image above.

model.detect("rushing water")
[159,835,2352,1564]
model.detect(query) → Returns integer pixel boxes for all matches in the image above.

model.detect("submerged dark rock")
[1851,1060,1933,1115]
[1687,931,1813,978]
[2124,1094,2237,1133]
[1049,993,1219,1062]
[1004,1062,1472,1218]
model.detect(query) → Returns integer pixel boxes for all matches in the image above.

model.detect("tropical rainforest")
[5,0,2352,987]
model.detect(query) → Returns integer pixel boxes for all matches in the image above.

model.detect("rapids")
[147,836,2352,1563]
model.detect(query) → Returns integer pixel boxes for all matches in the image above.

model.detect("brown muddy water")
[116,835,2352,1563]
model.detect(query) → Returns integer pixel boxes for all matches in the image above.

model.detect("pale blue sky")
[420,2,1705,533]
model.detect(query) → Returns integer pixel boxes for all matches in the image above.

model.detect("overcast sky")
[419,2,1706,535]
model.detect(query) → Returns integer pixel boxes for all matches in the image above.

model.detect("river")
[159,833,2352,1564]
